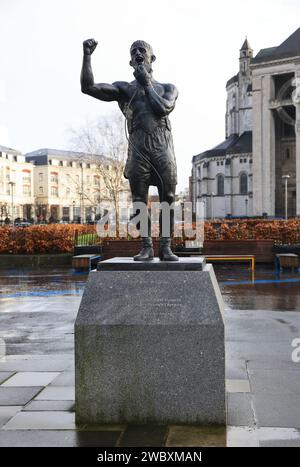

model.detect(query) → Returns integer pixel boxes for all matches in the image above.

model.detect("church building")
[192,28,300,218]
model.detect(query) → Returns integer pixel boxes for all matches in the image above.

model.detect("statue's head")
[129,40,156,73]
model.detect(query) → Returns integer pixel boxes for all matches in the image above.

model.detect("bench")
[204,255,255,271]
[275,254,299,271]
[72,254,101,271]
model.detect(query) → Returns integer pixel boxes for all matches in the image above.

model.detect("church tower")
[238,38,253,135]
[239,38,253,82]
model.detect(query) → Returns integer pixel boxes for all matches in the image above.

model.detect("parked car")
[15,221,32,228]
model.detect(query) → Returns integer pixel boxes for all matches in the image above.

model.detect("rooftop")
[193,131,252,163]
[0,145,21,155]
[25,148,107,166]
[252,27,300,64]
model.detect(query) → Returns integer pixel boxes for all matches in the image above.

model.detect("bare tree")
[69,113,130,233]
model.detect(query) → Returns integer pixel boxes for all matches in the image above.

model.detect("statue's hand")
[134,65,151,87]
[83,38,98,55]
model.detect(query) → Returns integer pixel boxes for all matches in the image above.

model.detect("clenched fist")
[134,64,151,87]
[83,38,98,55]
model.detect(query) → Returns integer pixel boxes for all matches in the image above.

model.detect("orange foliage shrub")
[204,219,300,243]
[0,224,97,254]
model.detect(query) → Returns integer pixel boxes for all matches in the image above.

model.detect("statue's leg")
[158,183,178,261]
[130,179,154,261]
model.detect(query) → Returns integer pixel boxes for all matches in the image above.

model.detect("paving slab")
[22,400,75,412]
[226,379,251,393]
[0,387,43,405]
[0,372,15,384]
[0,359,72,372]
[1,372,60,387]
[34,386,75,401]
[0,406,21,428]
[3,411,75,430]
[226,426,259,447]
[0,430,120,447]
[227,393,255,426]
[166,426,226,447]
[253,393,300,428]
[49,371,74,386]
[225,359,248,380]
[249,369,300,395]
[118,425,168,447]
[258,427,300,447]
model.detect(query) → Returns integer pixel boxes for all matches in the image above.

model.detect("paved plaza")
[0,266,300,447]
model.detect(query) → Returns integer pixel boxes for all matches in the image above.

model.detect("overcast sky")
[1,0,300,190]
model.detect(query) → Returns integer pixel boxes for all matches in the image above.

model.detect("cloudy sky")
[1,0,300,190]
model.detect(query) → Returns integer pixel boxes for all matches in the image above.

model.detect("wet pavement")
[0,264,299,311]
[0,264,300,446]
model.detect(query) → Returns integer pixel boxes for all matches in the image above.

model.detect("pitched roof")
[25,148,107,165]
[192,131,252,162]
[226,74,238,88]
[0,144,20,155]
[241,38,252,51]
[253,27,300,64]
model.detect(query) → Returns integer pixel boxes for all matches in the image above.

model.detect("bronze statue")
[81,39,179,261]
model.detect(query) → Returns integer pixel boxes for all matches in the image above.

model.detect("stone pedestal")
[75,257,226,425]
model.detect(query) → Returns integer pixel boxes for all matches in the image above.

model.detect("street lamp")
[282,175,290,221]
[72,200,75,223]
[210,192,215,220]
[8,181,15,227]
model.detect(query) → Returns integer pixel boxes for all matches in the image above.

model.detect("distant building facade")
[25,148,130,223]
[192,28,300,218]
[0,145,34,222]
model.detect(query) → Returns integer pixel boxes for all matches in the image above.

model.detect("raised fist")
[83,38,98,55]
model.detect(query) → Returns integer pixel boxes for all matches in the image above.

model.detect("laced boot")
[133,237,154,261]
[159,237,179,261]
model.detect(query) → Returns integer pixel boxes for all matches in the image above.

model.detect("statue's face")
[130,45,153,72]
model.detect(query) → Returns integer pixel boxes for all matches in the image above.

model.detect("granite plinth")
[75,257,225,425]
[97,257,206,271]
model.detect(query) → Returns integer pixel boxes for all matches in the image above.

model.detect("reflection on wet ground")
[0,264,299,311]
[216,264,300,311]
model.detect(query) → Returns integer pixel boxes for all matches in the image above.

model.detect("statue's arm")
[80,39,120,102]
[145,83,178,116]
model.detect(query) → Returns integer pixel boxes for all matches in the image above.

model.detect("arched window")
[240,173,248,195]
[217,174,225,196]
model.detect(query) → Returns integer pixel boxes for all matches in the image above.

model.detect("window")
[51,186,58,197]
[217,161,220,166]
[22,175,31,183]
[94,175,100,186]
[244,158,247,163]
[23,185,31,196]
[39,186,43,193]
[197,166,201,178]
[286,148,290,159]
[217,174,225,196]
[39,173,43,182]
[50,172,58,184]
[197,181,201,196]
[240,173,248,195]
